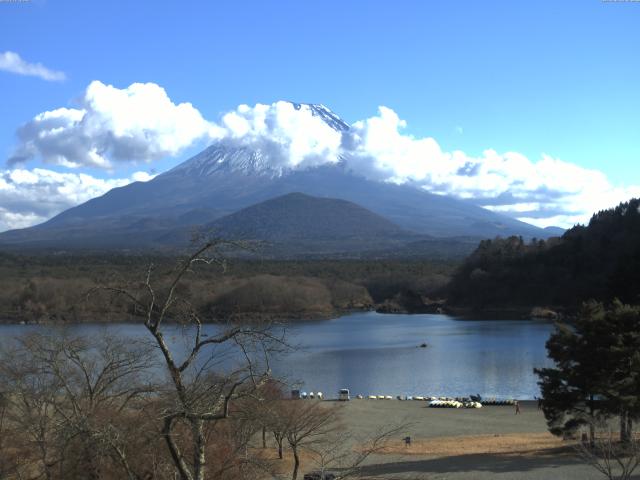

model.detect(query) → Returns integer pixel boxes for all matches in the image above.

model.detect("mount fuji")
[0,103,557,255]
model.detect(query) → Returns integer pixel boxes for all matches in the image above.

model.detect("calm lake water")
[0,312,555,399]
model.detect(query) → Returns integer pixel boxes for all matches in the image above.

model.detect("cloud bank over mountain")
[3,81,639,231]
[207,103,640,228]
[213,102,344,170]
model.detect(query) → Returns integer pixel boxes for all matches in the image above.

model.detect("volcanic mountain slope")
[160,192,430,256]
[207,192,406,241]
[0,103,556,252]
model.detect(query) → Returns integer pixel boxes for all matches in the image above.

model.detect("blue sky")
[0,0,639,231]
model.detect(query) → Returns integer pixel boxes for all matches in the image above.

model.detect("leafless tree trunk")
[277,435,284,460]
[281,400,341,480]
[90,240,286,480]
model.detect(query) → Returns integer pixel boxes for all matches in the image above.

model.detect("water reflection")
[0,312,554,399]
[275,312,554,399]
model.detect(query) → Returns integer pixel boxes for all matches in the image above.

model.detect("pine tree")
[600,300,640,442]
[535,301,640,444]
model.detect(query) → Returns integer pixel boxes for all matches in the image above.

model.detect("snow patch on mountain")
[290,103,350,132]
[166,144,289,177]
[167,102,348,178]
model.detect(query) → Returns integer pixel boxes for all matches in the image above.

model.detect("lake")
[0,312,555,399]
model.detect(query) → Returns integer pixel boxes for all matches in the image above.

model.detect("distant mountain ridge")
[0,102,561,254]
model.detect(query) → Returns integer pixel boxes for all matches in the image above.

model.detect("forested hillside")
[0,254,453,323]
[446,199,640,309]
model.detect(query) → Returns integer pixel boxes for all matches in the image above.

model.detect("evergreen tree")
[447,198,640,308]
[536,301,640,444]
[535,302,611,443]
[601,301,640,442]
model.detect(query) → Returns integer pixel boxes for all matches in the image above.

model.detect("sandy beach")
[310,399,614,480]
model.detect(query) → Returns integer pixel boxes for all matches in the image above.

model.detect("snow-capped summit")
[166,102,349,178]
[166,144,289,178]
[289,102,350,132]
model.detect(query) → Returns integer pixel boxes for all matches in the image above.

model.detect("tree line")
[446,198,640,310]
[0,254,454,323]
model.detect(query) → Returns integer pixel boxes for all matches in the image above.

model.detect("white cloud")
[216,102,344,170]
[6,91,640,230]
[203,102,640,228]
[9,81,219,169]
[0,167,154,232]
[0,51,66,81]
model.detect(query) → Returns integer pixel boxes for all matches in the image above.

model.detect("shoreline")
[0,306,560,325]
[0,314,549,401]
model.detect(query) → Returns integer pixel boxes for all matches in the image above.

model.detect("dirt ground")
[307,399,631,480]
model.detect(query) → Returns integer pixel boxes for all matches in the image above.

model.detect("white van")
[338,388,350,401]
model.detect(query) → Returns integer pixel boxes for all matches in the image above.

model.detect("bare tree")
[239,378,286,454]
[0,390,21,479]
[0,340,61,480]
[576,419,640,480]
[0,334,156,480]
[306,422,407,480]
[0,331,157,480]
[281,400,342,480]
[262,398,289,460]
[263,396,406,480]
[90,240,286,480]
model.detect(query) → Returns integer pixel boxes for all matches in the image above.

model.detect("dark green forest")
[446,198,640,310]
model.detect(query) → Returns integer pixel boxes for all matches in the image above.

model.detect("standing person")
[515,400,521,415]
